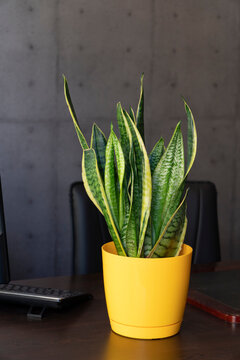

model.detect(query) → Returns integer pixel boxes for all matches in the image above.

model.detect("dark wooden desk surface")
[0,271,239,360]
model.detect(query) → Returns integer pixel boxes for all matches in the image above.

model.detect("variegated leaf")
[143,220,152,257]
[105,132,119,230]
[183,98,197,178]
[125,157,138,257]
[165,215,187,257]
[151,122,184,246]
[63,75,88,150]
[112,129,125,230]
[119,186,130,250]
[117,109,136,254]
[153,195,187,257]
[151,100,197,257]
[147,190,188,258]
[121,106,152,257]
[117,103,131,181]
[82,148,126,256]
[136,73,144,141]
[149,138,165,174]
[90,123,107,180]
[126,203,138,257]
[129,107,136,123]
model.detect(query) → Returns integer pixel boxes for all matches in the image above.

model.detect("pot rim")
[102,241,192,261]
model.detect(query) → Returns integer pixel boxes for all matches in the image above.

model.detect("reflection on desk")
[103,331,182,360]
[0,271,238,360]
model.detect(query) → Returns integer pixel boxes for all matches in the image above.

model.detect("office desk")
[0,272,239,360]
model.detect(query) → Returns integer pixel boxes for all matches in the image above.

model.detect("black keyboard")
[0,283,92,309]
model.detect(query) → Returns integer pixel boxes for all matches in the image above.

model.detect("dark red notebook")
[187,269,240,323]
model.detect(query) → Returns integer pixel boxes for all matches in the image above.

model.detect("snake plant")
[64,75,197,258]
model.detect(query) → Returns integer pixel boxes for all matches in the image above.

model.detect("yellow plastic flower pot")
[102,241,192,339]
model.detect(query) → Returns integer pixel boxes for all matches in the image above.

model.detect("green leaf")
[117,103,131,181]
[125,156,138,257]
[121,106,152,257]
[149,138,165,174]
[165,215,188,257]
[153,195,187,257]
[63,75,88,150]
[112,130,125,230]
[147,189,188,258]
[143,220,152,257]
[117,106,135,252]
[151,100,197,257]
[122,110,141,237]
[119,187,130,250]
[105,132,119,230]
[125,204,138,257]
[136,73,144,141]
[159,180,185,231]
[119,170,138,258]
[129,107,136,123]
[131,157,141,240]
[90,124,107,181]
[82,148,126,256]
[151,122,185,245]
[182,98,197,177]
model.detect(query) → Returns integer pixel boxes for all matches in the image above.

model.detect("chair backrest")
[185,181,221,264]
[0,179,11,283]
[70,182,111,275]
[70,181,221,274]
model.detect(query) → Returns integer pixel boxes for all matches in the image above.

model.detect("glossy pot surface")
[102,242,192,339]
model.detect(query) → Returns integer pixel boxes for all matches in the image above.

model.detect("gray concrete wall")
[0,0,239,279]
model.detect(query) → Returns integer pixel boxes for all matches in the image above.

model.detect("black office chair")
[70,181,221,274]
[0,178,11,283]
[185,181,221,264]
[70,182,111,275]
